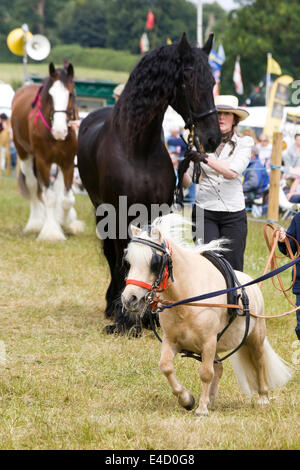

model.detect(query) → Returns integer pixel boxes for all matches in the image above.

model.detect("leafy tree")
[57,0,107,47]
[220,0,300,101]
[105,0,197,53]
[202,1,228,44]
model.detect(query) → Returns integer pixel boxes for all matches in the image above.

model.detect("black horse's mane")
[113,41,214,141]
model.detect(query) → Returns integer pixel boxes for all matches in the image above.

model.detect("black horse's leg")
[103,239,142,336]
[110,260,143,336]
[102,237,117,319]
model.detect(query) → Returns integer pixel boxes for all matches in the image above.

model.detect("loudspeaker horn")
[26,34,51,61]
[7,28,33,56]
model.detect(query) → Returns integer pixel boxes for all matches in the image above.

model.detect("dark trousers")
[192,207,247,271]
[294,295,300,341]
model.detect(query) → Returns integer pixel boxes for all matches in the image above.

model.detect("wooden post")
[267,132,283,222]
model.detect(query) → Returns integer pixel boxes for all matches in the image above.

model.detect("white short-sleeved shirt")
[195,134,253,212]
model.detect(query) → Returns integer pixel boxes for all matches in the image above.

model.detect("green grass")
[0,177,299,450]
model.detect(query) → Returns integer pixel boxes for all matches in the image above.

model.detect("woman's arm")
[205,155,237,179]
[287,177,300,200]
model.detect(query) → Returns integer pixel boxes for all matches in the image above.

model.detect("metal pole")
[197,0,203,47]
[22,23,29,84]
[265,52,271,106]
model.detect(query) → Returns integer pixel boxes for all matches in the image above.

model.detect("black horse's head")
[172,33,221,153]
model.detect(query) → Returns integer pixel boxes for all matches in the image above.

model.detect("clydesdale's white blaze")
[49,80,69,141]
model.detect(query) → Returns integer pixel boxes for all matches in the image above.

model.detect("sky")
[188,0,239,11]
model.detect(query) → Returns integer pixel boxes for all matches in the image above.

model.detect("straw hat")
[215,95,249,122]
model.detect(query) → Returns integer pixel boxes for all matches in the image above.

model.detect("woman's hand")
[278,227,286,242]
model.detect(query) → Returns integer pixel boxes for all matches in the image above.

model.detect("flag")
[209,44,225,97]
[146,10,155,30]
[263,74,293,138]
[267,56,282,75]
[233,56,244,95]
[140,32,149,54]
[217,44,226,64]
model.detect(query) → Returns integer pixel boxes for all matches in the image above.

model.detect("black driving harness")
[131,237,251,364]
[180,251,250,364]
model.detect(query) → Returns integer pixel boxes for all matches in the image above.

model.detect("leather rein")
[125,226,300,362]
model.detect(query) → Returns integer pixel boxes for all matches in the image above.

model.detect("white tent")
[0,82,15,117]
[239,105,300,138]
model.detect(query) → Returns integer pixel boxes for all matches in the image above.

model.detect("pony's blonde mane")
[150,213,229,254]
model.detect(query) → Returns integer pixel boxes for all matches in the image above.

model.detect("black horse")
[77,33,221,334]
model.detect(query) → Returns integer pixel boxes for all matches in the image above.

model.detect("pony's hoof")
[195,406,209,417]
[178,391,195,410]
[257,395,270,406]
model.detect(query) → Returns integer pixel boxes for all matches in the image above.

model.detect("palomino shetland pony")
[78,33,221,334]
[11,63,84,241]
[122,215,292,416]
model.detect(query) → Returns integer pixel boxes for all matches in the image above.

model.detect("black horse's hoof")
[104,305,116,319]
[102,322,142,337]
[103,324,117,335]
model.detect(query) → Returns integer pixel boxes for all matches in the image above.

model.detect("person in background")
[278,216,300,341]
[283,133,300,181]
[243,144,269,207]
[169,149,180,175]
[257,133,272,170]
[167,126,186,160]
[241,127,258,144]
[167,126,196,203]
[0,113,12,173]
[168,147,189,187]
[285,176,300,203]
[113,84,125,103]
[184,95,253,271]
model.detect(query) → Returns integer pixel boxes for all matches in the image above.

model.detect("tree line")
[1,0,299,103]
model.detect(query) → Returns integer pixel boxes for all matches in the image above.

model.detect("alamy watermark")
[95,196,204,242]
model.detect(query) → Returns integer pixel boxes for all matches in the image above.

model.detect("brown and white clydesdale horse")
[11,63,84,241]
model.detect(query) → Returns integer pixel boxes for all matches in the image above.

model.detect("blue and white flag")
[209,44,226,96]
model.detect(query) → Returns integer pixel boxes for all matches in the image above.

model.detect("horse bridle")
[50,91,77,125]
[125,237,174,307]
[30,85,77,132]
[181,66,217,145]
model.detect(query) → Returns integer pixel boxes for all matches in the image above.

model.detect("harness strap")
[126,279,152,290]
[28,88,51,131]
[179,253,250,364]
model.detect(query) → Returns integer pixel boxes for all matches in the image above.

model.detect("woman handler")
[185,95,253,271]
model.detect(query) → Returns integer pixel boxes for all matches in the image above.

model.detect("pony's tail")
[231,338,293,396]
